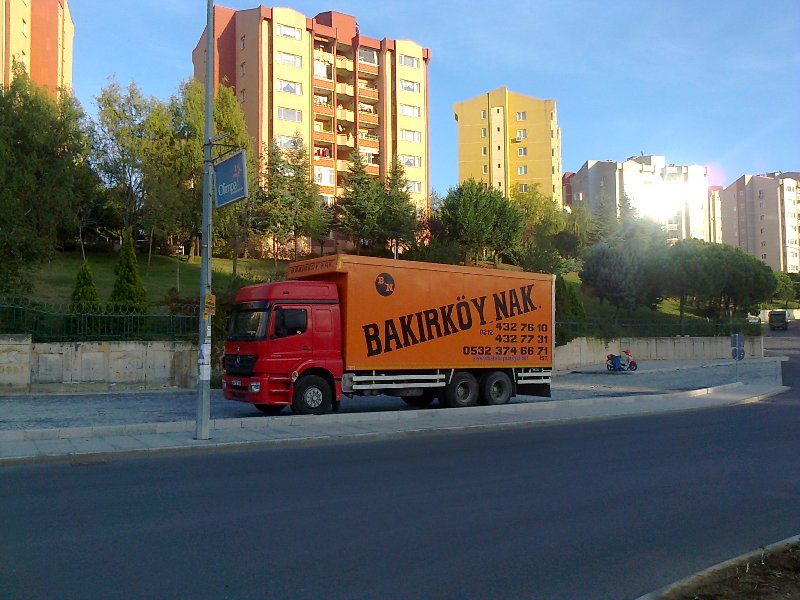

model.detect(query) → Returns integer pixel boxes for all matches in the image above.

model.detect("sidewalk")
[0,357,788,464]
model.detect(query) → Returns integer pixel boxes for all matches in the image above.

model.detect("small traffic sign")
[731,347,745,361]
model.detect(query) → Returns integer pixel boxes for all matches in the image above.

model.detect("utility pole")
[195,0,214,440]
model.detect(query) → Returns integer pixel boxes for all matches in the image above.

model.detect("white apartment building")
[721,172,800,273]
[568,155,711,242]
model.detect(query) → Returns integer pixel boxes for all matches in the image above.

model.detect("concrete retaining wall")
[0,336,197,393]
[554,335,763,371]
[0,334,765,392]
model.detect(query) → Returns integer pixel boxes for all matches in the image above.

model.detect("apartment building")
[1,0,73,97]
[568,155,710,242]
[721,172,800,273]
[453,87,562,206]
[192,6,430,211]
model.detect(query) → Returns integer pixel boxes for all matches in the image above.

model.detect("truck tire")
[480,371,512,405]
[255,404,286,415]
[443,372,479,408]
[291,375,333,415]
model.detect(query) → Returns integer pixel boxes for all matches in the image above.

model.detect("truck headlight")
[249,382,261,392]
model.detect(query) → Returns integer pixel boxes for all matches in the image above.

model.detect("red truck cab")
[222,280,343,414]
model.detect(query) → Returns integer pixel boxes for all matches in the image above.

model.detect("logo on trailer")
[375,273,395,297]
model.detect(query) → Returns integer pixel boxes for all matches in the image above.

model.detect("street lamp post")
[195,0,215,440]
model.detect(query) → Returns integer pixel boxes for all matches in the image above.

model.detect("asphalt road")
[1,330,797,600]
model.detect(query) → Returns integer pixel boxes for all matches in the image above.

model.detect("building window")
[518,166,528,175]
[22,18,28,36]
[762,254,767,260]
[358,48,378,65]
[407,181,422,193]
[314,166,335,186]
[399,104,421,117]
[278,107,302,122]
[400,154,421,168]
[482,147,487,156]
[239,89,246,102]
[481,110,487,119]
[321,194,335,207]
[240,62,246,76]
[758,190,765,199]
[516,129,527,139]
[277,135,295,149]
[481,128,487,138]
[482,165,488,174]
[277,79,302,95]
[277,52,302,68]
[399,54,419,68]
[519,183,528,193]
[400,129,421,143]
[240,36,246,50]
[276,23,302,40]
[399,79,420,93]
[760,215,765,221]
[761,241,767,247]
[518,147,527,157]
[516,111,526,121]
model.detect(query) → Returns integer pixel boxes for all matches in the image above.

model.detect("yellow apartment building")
[454,87,562,206]
[192,6,431,211]
[1,0,73,97]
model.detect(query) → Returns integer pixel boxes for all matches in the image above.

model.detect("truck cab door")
[268,305,311,372]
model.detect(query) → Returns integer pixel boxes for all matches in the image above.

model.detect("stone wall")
[0,334,765,392]
[0,336,197,393]
[554,335,763,371]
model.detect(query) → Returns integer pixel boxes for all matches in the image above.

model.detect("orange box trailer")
[288,254,554,372]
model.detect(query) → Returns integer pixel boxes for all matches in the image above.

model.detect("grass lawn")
[30,251,286,305]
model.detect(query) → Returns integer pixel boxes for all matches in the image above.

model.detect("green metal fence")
[0,301,198,343]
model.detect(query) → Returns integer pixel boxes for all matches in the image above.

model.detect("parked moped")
[606,350,638,372]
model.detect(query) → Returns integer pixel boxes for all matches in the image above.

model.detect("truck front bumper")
[222,374,289,406]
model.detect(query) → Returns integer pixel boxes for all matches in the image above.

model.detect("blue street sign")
[214,149,248,208]
[731,347,745,361]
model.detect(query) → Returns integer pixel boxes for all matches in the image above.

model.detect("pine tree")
[285,135,319,259]
[69,262,101,313]
[336,150,382,254]
[378,157,417,256]
[108,228,148,313]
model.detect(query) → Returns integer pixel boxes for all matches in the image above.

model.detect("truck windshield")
[228,306,270,341]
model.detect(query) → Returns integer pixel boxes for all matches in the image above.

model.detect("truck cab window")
[273,308,307,338]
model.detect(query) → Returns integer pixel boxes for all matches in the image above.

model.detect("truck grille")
[224,354,258,376]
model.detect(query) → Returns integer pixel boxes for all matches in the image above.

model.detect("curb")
[0,382,753,443]
[635,533,800,599]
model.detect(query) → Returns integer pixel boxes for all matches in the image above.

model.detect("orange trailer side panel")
[288,255,554,372]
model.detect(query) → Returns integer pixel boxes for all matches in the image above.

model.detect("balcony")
[336,56,354,71]
[336,133,355,147]
[358,132,379,150]
[336,82,354,98]
[314,48,333,63]
[336,108,354,122]
[314,102,334,117]
[365,163,379,176]
[358,84,379,102]
[313,77,334,91]
[358,61,379,77]
[358,110,379,125]
[313,129,334,143]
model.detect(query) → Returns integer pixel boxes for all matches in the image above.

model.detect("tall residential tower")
[453,87,562,205]
[1,0,73,97]
[721,172,800,273]
[193,6,431,210]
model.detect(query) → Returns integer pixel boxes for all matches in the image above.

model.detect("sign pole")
[195,0,214,440]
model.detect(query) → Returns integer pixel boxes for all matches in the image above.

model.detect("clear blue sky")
[71,0,799,190]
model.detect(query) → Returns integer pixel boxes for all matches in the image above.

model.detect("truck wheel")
[443,372,479,408]
[291,375,333,415]
[480,371,512,405]
[255,404,285,415]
